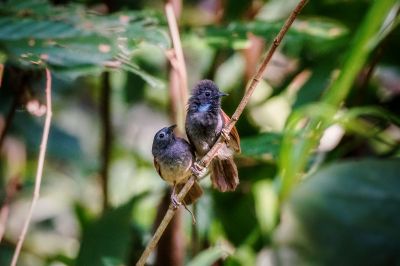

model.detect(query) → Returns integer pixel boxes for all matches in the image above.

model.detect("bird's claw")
[191,162,206,178]
[221,128,231,141]
[171,189,197,224]
[171,193,182,209]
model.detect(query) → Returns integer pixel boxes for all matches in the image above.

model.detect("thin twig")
[100,72,111,211]
[136,1,308,265]
[11,68,52,266]
[165,2,188,131]
[201,0,308,166]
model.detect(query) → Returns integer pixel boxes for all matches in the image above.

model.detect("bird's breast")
[157,148,192,185]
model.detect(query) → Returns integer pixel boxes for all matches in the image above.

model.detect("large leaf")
[293,56,339,109]
[0,0,170,83]
[13,113,82,161]
[75,199,135,266]
[240,132,282,160]
[212,191,259,247]
[274,159,400,265]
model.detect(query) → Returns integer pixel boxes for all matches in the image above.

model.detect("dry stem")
[11,68,52,266]
[165,2,188,131]
[136,0,308,264]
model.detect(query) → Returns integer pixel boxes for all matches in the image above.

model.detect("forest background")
[0,0,400,265]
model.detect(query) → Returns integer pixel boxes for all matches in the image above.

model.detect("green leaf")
[240,132,282,160]
[187,245,234,266]
[13,113,82,161]
[75,199,135,266]
[101,257,125,266]
[0,18,87,40]
[274,159,400,265]
[0,0,53,16]
[4,37,114,68]
[0,1,170,84]
[252,180,278,235]
[293,57,338,109]
[212,191,259,246]
[278,0,398,200]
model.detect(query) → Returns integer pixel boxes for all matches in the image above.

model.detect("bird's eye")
[205,91,211,97]
[159,133,165,139]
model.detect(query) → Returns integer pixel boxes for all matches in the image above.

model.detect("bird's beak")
[168,124,177,131]
[219,92,228,97]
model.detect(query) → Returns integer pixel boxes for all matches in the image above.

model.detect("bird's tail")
[177,180,203,205]
[210,158,239,192]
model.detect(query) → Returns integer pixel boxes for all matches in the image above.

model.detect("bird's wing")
[220,110,241,153]
[153,157,164,179]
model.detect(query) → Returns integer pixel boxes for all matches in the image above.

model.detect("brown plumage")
[152,125,203,205]
[185,80,241,192]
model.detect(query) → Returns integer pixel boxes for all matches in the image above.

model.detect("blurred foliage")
[0,0,400,266]
[275,159,400,265]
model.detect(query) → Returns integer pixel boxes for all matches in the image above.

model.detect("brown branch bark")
[154,191,184,266]
[11,68,53,266]
[136,1,308,264]
[165,2,188,132]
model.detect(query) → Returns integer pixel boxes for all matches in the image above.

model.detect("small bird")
[152,125,203,206]
[185,80,240,192]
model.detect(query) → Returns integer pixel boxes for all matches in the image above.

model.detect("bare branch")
[136,0,308,264]
[165,2,188,131]
[11,68,53,266]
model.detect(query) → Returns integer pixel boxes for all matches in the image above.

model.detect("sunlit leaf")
[75,199,135,266]
[252,180,278,235]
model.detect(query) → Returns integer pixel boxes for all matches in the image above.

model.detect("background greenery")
[0,0,399,265]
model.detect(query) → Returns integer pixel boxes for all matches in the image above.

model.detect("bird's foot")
[221,128,231,141]
[191,162,206,178]
[170,192,182,209]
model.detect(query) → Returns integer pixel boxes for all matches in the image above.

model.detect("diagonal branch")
[11,68,53,266]
[136,0,308,265]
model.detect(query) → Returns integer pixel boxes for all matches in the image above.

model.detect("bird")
[185,80,240,192]
[152,125,203,206]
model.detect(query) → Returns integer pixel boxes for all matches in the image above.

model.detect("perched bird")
[152,125,203,206]
[185,80,240,192]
